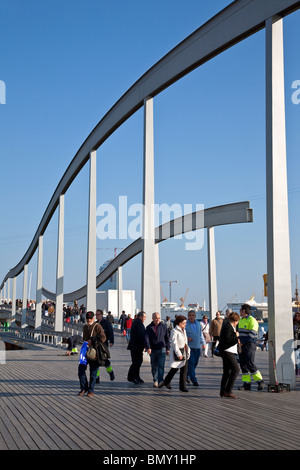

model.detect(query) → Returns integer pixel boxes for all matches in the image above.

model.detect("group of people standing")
[126,305,265,398]
[76,304,265,399]
[127,309,206,392]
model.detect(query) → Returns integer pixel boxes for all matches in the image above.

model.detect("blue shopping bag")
[79,341,88,365]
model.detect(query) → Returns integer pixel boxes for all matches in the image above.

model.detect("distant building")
[96,289,136,318]
[98,259,117,291]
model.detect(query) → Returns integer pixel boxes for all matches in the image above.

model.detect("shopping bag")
[79,341,88,365]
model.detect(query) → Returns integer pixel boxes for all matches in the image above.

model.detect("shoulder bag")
[86,324,98,361]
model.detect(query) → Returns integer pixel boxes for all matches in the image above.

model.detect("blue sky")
[0,1,300,311]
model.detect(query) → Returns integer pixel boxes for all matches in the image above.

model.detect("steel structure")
[1,0,299,387]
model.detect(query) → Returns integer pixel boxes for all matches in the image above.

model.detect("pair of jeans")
[78,360,99,393]
[126,328,131,342]
[150,348,166,383]
[220,351,240,394]
[187,348,201,384]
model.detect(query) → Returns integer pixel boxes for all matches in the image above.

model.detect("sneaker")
[77,390,86,396]
[153,381,158,388]
[109,371,115,381]
[87,392,94,397]
[238,383,251,391]
[257,381,265,391]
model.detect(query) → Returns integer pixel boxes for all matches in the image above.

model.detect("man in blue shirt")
[145,312,170,387]
[186,310,205,386]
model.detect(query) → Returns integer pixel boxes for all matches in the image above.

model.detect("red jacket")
[125,317,133,329]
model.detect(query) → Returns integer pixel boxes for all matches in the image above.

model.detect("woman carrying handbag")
[218,311,240,399]
[159,315,190,392]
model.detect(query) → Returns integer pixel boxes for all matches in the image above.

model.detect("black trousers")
[164,361,188,390]
[220,351,240,394]
[127,349,143,381]
[212,336,220,356]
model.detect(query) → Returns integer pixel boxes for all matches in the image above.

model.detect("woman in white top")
[218,312,240,399]
[159,315,190,392]
[200,315,210,357]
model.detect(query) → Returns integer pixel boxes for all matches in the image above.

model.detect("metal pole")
[55,194,64,333]
[141,96,160,325]
[266,15,295,388]
[35,235,43,329]
[86,150,97,313]
[21,265,28,327]
[207,227,218,322]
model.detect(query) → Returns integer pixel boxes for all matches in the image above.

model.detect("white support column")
[118,266,123,318]
[35,235,43,330]
[207,227,218,322]
[266,16,295,388]
[55,195,64,333]
[86,150,97,313]
[21,265,28,327]
[141,96,160,326]
[6,278,10,303]
[11,277,17,319]
[3,282,6,302]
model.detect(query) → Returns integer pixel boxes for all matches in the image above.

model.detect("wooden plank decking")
[0,330,300,453]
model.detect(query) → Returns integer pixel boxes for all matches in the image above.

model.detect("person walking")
[95,309,115,382]
[119,310,127,334]
[238,303,265,391]
[145,312,170,387]
[218,311,240,399]
[127,311,148,384]
[124,314,133,342]
[159,315,190,392]
[186,310,205,386]
[106,311,114,324]
[293,312,300,375]
[209,311,223,357]
[78,311,106,397]
[165,316,174,335]
[200,315,210,357]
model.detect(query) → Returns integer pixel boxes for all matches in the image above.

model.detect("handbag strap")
[90,323,97,339]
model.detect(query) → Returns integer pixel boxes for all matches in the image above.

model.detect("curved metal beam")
[2,0,299,288]
[42,201,252,302]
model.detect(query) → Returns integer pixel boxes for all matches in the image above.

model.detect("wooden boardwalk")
[0,329,300,453]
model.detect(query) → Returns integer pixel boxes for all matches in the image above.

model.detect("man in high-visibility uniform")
[238,303,265,391]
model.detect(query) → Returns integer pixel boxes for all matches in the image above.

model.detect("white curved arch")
[41,201,252,302]
[1,0,299,289]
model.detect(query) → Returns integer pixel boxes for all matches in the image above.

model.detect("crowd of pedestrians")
[70,304,300,399]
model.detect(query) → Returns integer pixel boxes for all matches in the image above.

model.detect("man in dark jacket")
[95,309,115,382]
[145,312,170,387]
[127,311,148,384]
